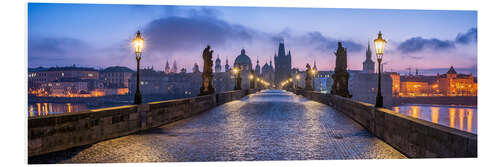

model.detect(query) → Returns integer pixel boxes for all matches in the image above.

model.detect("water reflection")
[431,107,439,123]
[28,103,88,117]
[449,108,456,128]
[393,104,476,134]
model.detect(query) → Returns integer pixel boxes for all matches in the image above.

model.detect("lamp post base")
[375,95,383,108]
[134,92,142,104]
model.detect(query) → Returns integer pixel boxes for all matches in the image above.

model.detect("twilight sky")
[28,3,477,75]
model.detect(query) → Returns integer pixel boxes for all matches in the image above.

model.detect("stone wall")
[295,89,477,158]
[28,89,258,157]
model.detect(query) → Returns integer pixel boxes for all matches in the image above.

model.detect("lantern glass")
[374,31,386,58]
[133,31,144,54]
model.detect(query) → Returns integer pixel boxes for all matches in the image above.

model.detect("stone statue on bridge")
[305,63,313,90]
[331,42,352,98]
[199,45,215,96]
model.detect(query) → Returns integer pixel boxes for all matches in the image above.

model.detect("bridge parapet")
[294,89,477,158]
[28,89,259,157]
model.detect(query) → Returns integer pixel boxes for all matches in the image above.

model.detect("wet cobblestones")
[29,90,405,163]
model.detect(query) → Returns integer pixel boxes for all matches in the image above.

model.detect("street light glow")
[374,31,386,58]
[133,31,144,54]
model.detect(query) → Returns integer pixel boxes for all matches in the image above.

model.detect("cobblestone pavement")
[30,89,405,163]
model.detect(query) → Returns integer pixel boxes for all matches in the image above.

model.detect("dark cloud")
[397,37,455,53]
[456,28,477,44]
[302,31,363,53]
[142,11,255,54]
[270,28,292,43]
[28,37,91,65]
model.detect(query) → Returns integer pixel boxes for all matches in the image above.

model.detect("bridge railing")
[28,89,259,157]
[294,89,477,158]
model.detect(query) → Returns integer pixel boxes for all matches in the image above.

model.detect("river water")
[392,104,477,134]
[27,102,477,134]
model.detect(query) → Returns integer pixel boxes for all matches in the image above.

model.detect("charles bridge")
[28,88,476,163]
[28,44,476,163]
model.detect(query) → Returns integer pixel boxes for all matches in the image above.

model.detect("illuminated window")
[88,73,94,77]
[61,73,64,76]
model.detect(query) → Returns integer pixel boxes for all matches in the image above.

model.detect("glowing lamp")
[373,31,387,60]
[133,31,144,54]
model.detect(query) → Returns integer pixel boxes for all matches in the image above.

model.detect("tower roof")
[447,66,457,74]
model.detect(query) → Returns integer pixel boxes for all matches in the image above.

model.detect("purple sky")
[28,3,477,75]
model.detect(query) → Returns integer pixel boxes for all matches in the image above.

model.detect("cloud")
[397,37,455,53]
[301,31,363,53]
[142,8,256,54]
[28,37,91,64]
[456,28,477,44]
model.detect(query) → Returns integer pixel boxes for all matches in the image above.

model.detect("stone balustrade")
[294,89,477,158]
[28,89,258,157]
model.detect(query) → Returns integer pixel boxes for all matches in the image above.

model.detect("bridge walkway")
[30,89,405,163]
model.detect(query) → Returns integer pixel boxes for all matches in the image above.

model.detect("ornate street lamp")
[249,71,255,89]
[133,31,144,104]
[311,69,317,91]
[374,31,387,108]
[295,74,300,89]
[233,64,242,90]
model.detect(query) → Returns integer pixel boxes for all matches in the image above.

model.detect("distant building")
[314,70,334,93]
[234,49,253,71]
[398,66,477,96]
[234,48,253,89]
[261,60,274,85]
[43,77,91,97]
[215,55,222,73]
[224,57,230,72]
[28,65,100,96]
[164,60,170,74]
[100,66,133,88]
[192,63,200,73]
[172,60,178,73]
[255,58,261,76]
[274,41,292,84]
[436,66,476,96]
[362,42,375,73]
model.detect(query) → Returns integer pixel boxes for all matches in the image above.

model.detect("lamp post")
[295,74,300,89]
[374,31,387,108]
[133,31,144,104]
[249,71,255,89]
[311,69,317,91]
[233,65,241,90]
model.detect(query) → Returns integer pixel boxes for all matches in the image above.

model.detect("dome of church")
[234,49,252,70]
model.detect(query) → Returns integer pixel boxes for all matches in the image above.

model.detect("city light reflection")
[28,102,88,117]
[431,107,439,123]
[410,106,419,118]
[467,109,473,133]
[449,108,456,128]
[393,106,399,113]
[392,105,476,134]
[459,109,465,131]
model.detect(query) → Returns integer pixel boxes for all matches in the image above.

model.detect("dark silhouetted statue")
[199,45,215,96]
[331,42,352,98]
[305,63,313,90]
